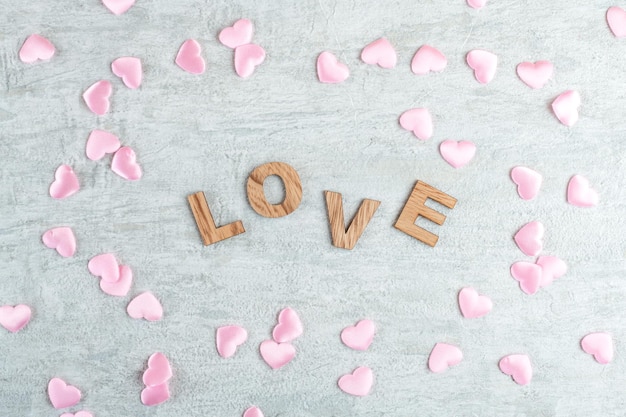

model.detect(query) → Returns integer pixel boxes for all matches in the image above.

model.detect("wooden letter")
[324,191,381,250]
[394,181,457,247]
[246,162,303,218]
[187,191,245,245]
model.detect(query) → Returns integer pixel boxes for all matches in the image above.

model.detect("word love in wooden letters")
[187,162,457,249]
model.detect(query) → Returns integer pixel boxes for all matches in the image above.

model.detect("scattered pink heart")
[19,34,55,63]
[42,227,76,258]
[411,45,447,75]
[399,108,433,141]
[127,292,163,321]
[516,61,553,89]
[551,90,580,127]
[88,253,120,283]
[341,319,375,351]
[100,265,133,297]
[234,44,266,78]
[510,261,542,295]
[141,382,170,406]
[536,255,567,287]
[219,19,254,49]
[83,80,112,116]
[143,352,173,387]
[48,377,82,409]
[510,166,542,200]
[439,140,476,168]
[581,332,614,364]
[361,37,397,69]
[607,6,626,38]
[499,354,532,385]
[567,174,598,207]
[458,287,492,319]
[466,49,497,84]
[102,0,135,15]
[176,39,206,75]
[111,146,142,181]
[259,340,295,369]
[60,411,93,417]
[243,406,264,417]
[513,221,544,257]
[317,51,349,84]
[49,164,80,200]
[337,366,373,396]
[272,307,303,343]
[111,56,143,89]
[428,343,463,373]
[467,0,487,9]
[86,130,121,161]
[0,304,32,333]
[216,325,248,358]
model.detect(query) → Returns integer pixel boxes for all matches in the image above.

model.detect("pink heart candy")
[341,319,375,351]
[127,292,163,321]
[102,0,135,15]
[567,174,598,207]
[42,227,76,258]
[48,377,82,409]
[510,166,542,200]
[88,253,120,283]
[60,411,94,417]
[439,140,476,168]
[143,352,172,387]
[317,51,349,84]
[19,34,55,63]
[111,146,142,181]
[361,37,397,69]
[467,0,487,9]
[411,45,447,75]
[176,39,205,75]
[0,304,32,333]
[216,325,248,358]
[536,255,567,287]
[49,164,80,200]
[219,19,254,49]
[514,221,544,257]
[337,366,373,397]
[272,307,303,343]
[516,61,553,89]
[86,130,121,161]
[111,56,142,89]
[458,287,492,319]
[259,340,295,369]
[141,382,170,406]
[581,332,614,364]
[399,108,433,141]
[83,80,112,116]
[100,265,133,297]
[466,49,497,84]
[234,44,266,78]
[499,354,532,385]
[428,343,463,373]
[607,6,626,38]
[510,261,542,295]
[243,406,264,417]
[551,90,581,127]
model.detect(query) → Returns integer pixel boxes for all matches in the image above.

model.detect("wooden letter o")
[246,162,303,218]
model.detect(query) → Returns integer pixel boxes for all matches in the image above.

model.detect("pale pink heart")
[143,352,172,387]
[428,343,463,373]
[111,57,142,89]
[102,0,135,15]
[19,34,55,63]
[111,146,142,181]
[141,382,170,406]
[513,221,544,256]
[216,325,248,358]
[259,340,295,369]
[536,256,567,287]
[510,262,542,295]
[466,49,497,84]
[49,165,80,200]
[243,406,264,417]
[48,378,81,409]
[581,333,614,364]
[360,37,397,69]
[234,44,266,78]
[458,287,492,319]
[337,366,373,396]
[60,411,94,417]
[467,0,487,9]
[86,129,121,161]
[100,265,133,297]
[317,51,349,84]
[219,19,254,49]
[551,90,581,127]
[399,108,433,141]
[82,80,112,116]
[411,45,447,75]
[127,292,163,321]
[175,39,205,75]
[42,227,76,258]
[607,6,626,38]
[341,319,375,351]
[510,166,542,200]
[499,354,532,385]
[88,253,120,283]
[0,304,32,333]
[567,175,599,207]
[272,307,303,343]
[439,140,476,168]
[516,61,553,89]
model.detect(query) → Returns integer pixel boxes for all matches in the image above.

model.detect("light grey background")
[1,0,626,416]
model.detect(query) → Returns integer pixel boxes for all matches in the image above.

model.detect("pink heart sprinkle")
[466,49,497,84]
[219,19,254,49]
[272,307,303,343]
[510,166,542,200]
[607,6,626,38]
[514,221,544,257]
[48,378,82,409]
[111,146,142,181]
[86,130,121,161]
[516,61,553,89]
[536,255,567,288]
[458,287,492,319]
[102,0,135,15]
[337,366,373,397]
[82,80,112,116]
[581,332,614,364]
[439,140,476,168]
[127,292,163,321]
[88,253,120,283]
[176,39,205,75]
[111,56,142,89]
[243,406,264,417]
[499,354,532,385]
[143,352,172,387]
[141,382,170,406]
[551,90,581,127]
[42,227,76,258]
[216,325,248,358]
[428,343,463,373]
[19,34,55,63]
[234,44,266,78]
[341,319,375,351]
[399,108,433,141]
[467,0,487,9]
[411,45,447,75]
[567,174,598,207]
[259,340,295,369]
[361,37,397,69]
[317,51,349,84]
[510,261,542,295]
[60,411,94,417]
[100,265,133,297]
[49,164,80,200]
[0,304,32,333]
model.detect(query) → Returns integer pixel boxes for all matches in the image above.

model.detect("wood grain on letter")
[246,162,303,218]
[187,191,245,245]
[325,191,380,250]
